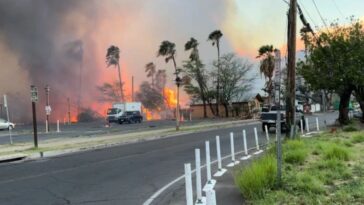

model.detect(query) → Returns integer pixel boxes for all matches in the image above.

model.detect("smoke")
[0,0,96,122]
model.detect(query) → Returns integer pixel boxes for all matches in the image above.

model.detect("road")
[0,113,337,205]
[0,118,232,145]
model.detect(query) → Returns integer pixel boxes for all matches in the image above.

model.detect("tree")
[184,37,208,118]
[208,30,223,117]
[157,40,181,130]
[96,82,123,103]
[106,45,125,101]
[297,19,364,124]
[257,45,275,105]
[214,53,255,117]
[135,82,164,111]
[145,62,156,88]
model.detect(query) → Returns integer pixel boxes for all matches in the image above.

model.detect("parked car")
[118,111,143,124]
[0,118,15,130]
[353,110,362,119]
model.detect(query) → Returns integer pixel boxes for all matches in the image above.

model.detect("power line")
[298,0,318,29]
[331,0,345,19]
[311,0,329,30]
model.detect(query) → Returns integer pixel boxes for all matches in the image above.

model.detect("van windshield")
[107,108,118,115]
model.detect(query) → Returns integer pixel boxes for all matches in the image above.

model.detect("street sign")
[45,105,52,115]
[30,85,38,102]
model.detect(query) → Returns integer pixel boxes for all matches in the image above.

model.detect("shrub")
[343,125,358,132]
[235,154,277,199]
[284,149,307,165]
[283,140,308,165]
[352,134,364,143]
[324,145,350,161]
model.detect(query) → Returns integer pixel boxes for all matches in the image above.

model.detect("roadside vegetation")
[235,129,364,204]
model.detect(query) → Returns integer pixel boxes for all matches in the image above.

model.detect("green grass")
[343,125,358,132]
[235,154,277,200]
[352,134,364,143]
[324,145,350,161]
[235,130,364,204]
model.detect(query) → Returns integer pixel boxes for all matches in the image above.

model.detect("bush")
[343,125,358,132]
[285,149,307,165]
[235,154,277,199]
[324,145,349,161]
[284,140,308,165]
[352,134,364,143]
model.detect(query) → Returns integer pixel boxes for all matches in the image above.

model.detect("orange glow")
[164,87,177,109]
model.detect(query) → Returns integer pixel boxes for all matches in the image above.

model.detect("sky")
[0,0,363,121]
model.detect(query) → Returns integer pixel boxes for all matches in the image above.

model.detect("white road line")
[142,144,264,205]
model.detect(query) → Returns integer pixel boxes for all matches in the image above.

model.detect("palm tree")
[208,30,223,117]
[185,37,208,118]
[145,62,156,88]
[157,40,181,130]
[257,45,275,105]
[106,45,124,101]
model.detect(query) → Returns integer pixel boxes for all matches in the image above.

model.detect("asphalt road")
[0,118,231,145]
[0,113,337,205]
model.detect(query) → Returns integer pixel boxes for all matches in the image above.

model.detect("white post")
[300,119,304,135]
[57,120,60,133]
[241,129,251,160]
[214,136,227,177]
[216,136,222,170]
[195,149,203,203]
[254,127,259,150]
[205,141,212,181]
[45,120,48,133]
[306,118,310,133]
[254,127,263,155]
[264,125,269,144]
[227,132,239,167]
[206,189,216,205]
[184,163,193,205]
[316,117,320,132]
[230,132,235,162]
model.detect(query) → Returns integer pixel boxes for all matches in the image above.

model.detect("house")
[189,94,264,119]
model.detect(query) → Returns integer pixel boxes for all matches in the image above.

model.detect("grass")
[235,154,277,199]
[343,125,358,132]
[235,129,364,204]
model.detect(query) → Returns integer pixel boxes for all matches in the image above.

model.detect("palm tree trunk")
[117,63,124,102]
[216,42,220,117]
[172,57,180,131]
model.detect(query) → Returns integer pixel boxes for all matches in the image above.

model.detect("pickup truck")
[118,111,143,124]
[260,106,305,131]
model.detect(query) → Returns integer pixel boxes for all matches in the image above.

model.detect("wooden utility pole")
[286,0,297,138]
[30,85,38,148]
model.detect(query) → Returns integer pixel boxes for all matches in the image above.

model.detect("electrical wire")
[331,0,345,19]
[298,0,318,29]
[311,0,329,30]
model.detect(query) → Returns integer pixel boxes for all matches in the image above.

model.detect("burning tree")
[105,45,125,101]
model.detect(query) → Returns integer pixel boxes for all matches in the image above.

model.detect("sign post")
[3,95,12,144]
[31,85,39,148]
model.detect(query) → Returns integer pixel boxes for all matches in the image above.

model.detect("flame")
[164,87,177,108]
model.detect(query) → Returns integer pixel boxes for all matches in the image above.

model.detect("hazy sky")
[0,0,363,120]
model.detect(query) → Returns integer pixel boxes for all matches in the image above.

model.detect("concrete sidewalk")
[0,119,259,163]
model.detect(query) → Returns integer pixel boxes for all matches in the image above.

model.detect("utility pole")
[30,85,38,148]
[286,0,297,138]
[67,97,71,125]
[45,85,50,132]
[274,49,282,187]
[132,76,134,102]
[3,95,13,144]
[0,103,3,118]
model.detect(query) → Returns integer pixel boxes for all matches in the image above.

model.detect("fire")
[164,87,177,108]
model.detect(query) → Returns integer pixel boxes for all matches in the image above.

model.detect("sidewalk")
[0,119,259,163]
